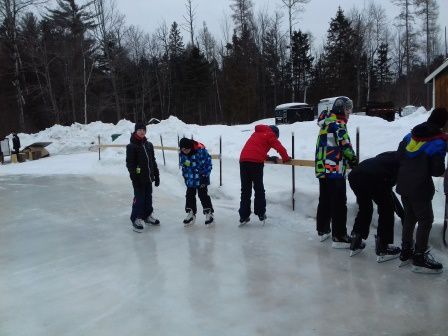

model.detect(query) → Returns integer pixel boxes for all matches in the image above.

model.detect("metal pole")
[292,132,295,211]
[219,136,222,187]
[356,127,360,164]
[98,135,101,161]
[160,134,166,166]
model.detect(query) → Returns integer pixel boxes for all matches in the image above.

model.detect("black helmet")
[269,125,279,138]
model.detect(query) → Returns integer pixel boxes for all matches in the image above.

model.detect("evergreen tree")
[290,30,313,102]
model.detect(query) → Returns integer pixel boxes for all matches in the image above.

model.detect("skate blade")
[377,254,400,263]
[350,249,363,257]
[319,233,331,242]
[412,266,443,274]
[205,221,215,227]
[184,221,195,228]
[398,260,412,267]
[261,220,266,226]
[332,242,351,249]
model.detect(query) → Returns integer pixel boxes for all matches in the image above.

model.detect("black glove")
[154,175,160,187]
[267,156,279,163]
[199,175,209,188]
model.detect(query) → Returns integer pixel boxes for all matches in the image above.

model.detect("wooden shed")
[425,58,448,109]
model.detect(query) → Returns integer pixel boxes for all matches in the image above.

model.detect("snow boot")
[132,218,145,233]
[183,210,196,227]
[412,250,443,274]
[332,234,351,249]
[318,229,331,242]
[204,209,214,226]
[399,242,414,267]
[375,235,400,263]
[349,232,365,256]
[145,214,160,226]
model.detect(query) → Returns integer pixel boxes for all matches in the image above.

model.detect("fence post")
[292,132,295,211]
[356,127,360,163]
[160,134,166,166]
[219,136,222,187]
[98,135,101,161]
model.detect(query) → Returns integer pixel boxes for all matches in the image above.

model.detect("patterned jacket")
[397,122,447,200]
[179,141,212,188]
[315,110,357,179]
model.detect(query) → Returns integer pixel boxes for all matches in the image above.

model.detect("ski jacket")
[315,110,357,179]
[126,133,159,185]
[179,141,212,188]
[348,151,399,188]
[12,134,20,150]
[239,125,290,163]
[396,122,447,200]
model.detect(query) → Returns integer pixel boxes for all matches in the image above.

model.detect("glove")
[267,156,279,163]
[154,175,160,187]
[130,173,139,185]
[199,175,209,188]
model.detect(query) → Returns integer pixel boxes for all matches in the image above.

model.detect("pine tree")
[290,30,313,102]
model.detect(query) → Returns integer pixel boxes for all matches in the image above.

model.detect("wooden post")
[292,132,295,211]
[160,134,166,166]
[356,127,360,163]
[98,135,101,161]
[219,136,222,187]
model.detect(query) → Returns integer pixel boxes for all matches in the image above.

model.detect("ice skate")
[332,235,351,249]
[375,236,400,263]
[239,217,250,227]
[398,243,414,267]
[204,209,214,226]
[412,250,443,274]
[318,230,331,242]
[183,210,196,227]
[145,214,160,226]
[349,233,365,257]
[258,213,267,226]
[132,218,145,233]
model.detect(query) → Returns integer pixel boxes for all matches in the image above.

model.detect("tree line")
[0,0,446,136]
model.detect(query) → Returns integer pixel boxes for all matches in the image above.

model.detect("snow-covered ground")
[1,108,448,335]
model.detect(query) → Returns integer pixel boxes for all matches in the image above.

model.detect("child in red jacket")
[238,125,290,225]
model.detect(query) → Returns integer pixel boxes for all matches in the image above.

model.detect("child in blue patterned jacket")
[179,137,214,226]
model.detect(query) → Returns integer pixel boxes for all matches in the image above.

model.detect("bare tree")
[0,0,47,130]
[92,0,125,121]
[280,0,311,101]
[182,0,197,46]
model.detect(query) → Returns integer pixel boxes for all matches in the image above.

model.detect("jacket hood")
[317,110,346,129]
[411,122,447,141]
[255,124,275,135]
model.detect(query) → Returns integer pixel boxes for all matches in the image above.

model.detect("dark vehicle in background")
[365,101,395,121]
[274,103,314,125]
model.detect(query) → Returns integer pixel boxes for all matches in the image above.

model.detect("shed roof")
[425,58,448,84]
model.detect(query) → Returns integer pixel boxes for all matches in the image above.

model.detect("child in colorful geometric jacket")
[179,137,214,227]
[315,96,358,248]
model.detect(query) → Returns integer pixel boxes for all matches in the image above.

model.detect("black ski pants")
[349,175,395,243]
[401,196,434,253]
[316,178,347,238]
[185,187,213,214]
[130,181,153,222]
[239,161,265,219]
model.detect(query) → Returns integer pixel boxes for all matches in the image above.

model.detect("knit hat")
[332,96,353,115]
[427,108,448,129]
[269,125,279,138]
[179,137,194,149]
[134,122,146,132]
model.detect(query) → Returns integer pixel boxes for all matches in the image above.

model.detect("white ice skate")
[183,211,196,227]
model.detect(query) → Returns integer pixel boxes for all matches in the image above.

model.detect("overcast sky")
[114,0,448,50]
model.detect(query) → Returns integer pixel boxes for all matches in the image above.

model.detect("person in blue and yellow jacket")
[179,137,214,227]
[315,96,357,248]
[397,107,448,274]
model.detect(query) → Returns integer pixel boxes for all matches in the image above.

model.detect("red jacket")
[240,125,290,163]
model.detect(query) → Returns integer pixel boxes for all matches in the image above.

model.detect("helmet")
[332,96,353,115]
[269,125,279,138]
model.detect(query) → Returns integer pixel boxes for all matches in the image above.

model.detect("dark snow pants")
[349,175,395,243]
[401,196,434,253]
[130,181,153,222]
[185,187,213,214]
[238,161,265,219]
[316,178,347,238]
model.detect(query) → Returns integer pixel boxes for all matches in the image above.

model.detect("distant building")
[425,58,448,109]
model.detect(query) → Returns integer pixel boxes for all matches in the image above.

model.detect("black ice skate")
[145,214,160,226]
[132,218,145,233]
[412,250,443,274]
[318,229,331,242]
[183,210,196,227]
[332,235,351,249]
[375,235,400,263]
[258,213,267,225]
[398,242,414,267]
[349,233,365,257]
[239,217,250,227]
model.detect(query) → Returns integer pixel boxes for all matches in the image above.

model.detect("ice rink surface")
[1,175,448,336]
